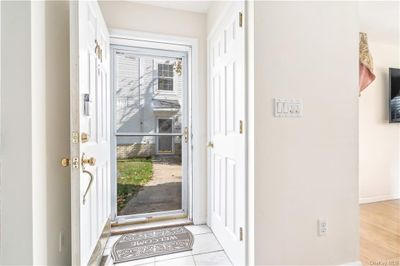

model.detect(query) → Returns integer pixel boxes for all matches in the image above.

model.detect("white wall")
[359,42,400,203]
[31,1,47,263]
[249,2,359,265]
[43,2,71,264]
[1,1,71,265]
[0,1,34,264]
[99,1,208,223]
[359,1,400,204]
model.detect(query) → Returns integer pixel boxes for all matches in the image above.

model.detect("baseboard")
[340,261,362,266]
[359,194,400,204]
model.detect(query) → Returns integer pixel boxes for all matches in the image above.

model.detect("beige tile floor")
[103,225,232,266]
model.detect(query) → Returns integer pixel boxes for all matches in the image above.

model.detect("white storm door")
[70,1,111,265]
[208,2,246,265]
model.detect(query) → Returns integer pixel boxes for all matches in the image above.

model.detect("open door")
[70,1,111,265]
[208,1,246,265]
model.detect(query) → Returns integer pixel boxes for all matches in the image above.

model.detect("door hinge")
[239,120,244,134]
[183,127,189,143]
[239,12,243,27]
[240,227,244,241]
[95,40,103,62]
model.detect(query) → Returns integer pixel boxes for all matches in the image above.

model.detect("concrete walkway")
[119,157,182,215]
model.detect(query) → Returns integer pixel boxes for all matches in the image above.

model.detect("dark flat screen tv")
[390,68,400,123]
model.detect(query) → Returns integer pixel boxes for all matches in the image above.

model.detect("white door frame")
[109,29,204,224]
[110,44,189,222]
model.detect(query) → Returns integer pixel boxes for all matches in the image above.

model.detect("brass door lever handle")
[81,153,96,204]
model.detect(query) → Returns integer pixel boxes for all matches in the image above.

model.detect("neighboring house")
[115,50,183,158]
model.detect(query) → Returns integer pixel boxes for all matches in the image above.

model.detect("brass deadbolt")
[81,132,89,143]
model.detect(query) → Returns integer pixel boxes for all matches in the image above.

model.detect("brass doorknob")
[82,156,96,166]
[207,142,214,148]
[81,153,96,168]
[61,158,70,167]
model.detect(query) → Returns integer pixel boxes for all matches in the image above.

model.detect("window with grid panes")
[157,63,174,91]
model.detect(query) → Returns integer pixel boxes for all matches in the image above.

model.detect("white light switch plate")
[274,98,303,117]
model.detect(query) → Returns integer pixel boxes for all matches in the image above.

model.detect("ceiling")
[131,0,212,13]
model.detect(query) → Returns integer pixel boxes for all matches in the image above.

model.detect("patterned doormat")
[111,226,194,264]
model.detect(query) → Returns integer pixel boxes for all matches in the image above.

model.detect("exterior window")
[157,63,174,91]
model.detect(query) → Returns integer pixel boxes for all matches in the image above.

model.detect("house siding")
[114,50,184,158]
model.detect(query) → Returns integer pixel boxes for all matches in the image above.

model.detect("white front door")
[70,1,111,265]
[208,2,246,265]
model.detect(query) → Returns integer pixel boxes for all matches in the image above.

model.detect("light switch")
[277,102,283,113]
[274,98,303,117]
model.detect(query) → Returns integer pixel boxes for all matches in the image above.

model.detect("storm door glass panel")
[158,119,173,153]
[113,47,186,217]
[115,51,183,134]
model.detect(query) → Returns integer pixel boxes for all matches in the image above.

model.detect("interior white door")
[70,1,111,265]
[208,2,246,265]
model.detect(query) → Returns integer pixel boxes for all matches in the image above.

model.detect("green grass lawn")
[117,158,153,212]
